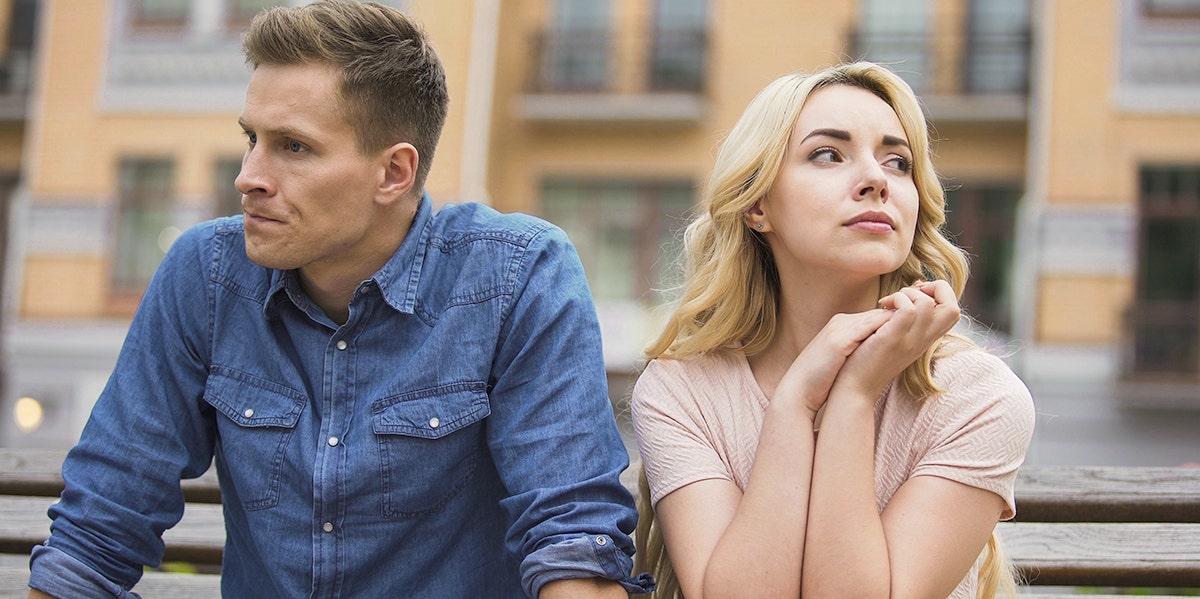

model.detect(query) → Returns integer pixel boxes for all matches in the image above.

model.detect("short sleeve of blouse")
[631,357,741,506]
[909,350,1036,520]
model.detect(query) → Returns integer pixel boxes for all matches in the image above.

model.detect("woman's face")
[756,84,919,283]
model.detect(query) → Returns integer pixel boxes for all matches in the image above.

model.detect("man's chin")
[244,242,296,270]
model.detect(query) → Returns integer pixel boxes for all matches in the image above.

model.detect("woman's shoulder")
[642,349,744,380]
[925,345,1036,427]
[633,350,749,411]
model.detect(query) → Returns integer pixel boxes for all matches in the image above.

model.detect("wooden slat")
[0,449,222,504]
[1000,521,1200,587]
[6,449,1198,522]
[0,495,225,566]
[1015,465,1200,523]
[0,567,221,599]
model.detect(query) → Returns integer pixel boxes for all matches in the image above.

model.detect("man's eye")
[287,141,305,153]
[245,132,256,145]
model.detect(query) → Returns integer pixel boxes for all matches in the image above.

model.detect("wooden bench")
[0,449,223,598]
[1,449,1198,598]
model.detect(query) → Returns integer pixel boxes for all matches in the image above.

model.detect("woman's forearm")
[802,392,890,598]
[698,402,817,598]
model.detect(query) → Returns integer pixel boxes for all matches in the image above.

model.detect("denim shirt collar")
[262,192,435,318]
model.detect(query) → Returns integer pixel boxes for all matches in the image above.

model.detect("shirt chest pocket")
[371,381,491,520]
[204,367,307,511]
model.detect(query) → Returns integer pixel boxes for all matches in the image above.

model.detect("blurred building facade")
[2,0,1198,448]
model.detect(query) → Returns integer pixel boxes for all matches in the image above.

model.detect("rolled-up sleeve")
[486,224,654,597]
[29,224,218,595]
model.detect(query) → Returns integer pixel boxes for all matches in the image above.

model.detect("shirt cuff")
[28,543,142,599]
[521,533,656,598]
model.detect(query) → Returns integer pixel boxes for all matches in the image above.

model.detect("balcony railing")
[850,29,1031,96]
[527,28,707,95]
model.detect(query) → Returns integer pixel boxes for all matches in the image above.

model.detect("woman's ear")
[377,142,419,205]
[744,201,771,233]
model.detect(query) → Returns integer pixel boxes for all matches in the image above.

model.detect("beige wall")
[1035,0,1200,346]
[486,0,859,217]
[409,0,473,201]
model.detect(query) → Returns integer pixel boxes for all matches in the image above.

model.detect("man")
[27,2,652,597]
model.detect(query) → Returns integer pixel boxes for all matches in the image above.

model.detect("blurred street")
[1024,381,1200,467]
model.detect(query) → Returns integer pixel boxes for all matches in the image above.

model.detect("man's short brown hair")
[243,0,449,192]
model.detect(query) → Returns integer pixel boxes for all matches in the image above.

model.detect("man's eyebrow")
[236,117,310,140]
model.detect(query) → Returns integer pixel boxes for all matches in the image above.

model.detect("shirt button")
[336,340,348,351]
[429,417,440,429]
[595,536,608,546]
[328,436,339,447]
[322,522,334,533]
[243,408,254,418]
[360,284,371,293]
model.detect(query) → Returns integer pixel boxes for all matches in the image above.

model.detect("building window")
[1143,0,1200,18]
[1129,166,1200,379]
[540,180,693,305]
[535,0,611,91]
[127,0,285,36]
[215,158,243,218]
[114,159,175,290]
[964,0,1030,94]
[944,183,1020,335]
[855,0,932,93]
[131,0,190,32]
[649,0,708,91]
[226,0,278,29]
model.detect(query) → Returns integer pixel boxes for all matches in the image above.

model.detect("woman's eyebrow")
[799,128,851,144]
[882,134,910,149]
[799,128,910,150]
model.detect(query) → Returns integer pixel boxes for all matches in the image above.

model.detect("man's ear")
[377,142,419,205]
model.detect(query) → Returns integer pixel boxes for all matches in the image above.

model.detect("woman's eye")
[244,132,256,146]
[886,156,913,173]
[809,148,840,163]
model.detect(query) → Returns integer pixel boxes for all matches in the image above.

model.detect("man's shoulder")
[428,202,562,250]
[173,216,272,293]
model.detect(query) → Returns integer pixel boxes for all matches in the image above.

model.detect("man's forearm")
[28,588,56,599]
[540,577,628,599]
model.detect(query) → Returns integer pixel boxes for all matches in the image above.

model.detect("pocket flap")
[204,366,306,428]
[371,381,490,439]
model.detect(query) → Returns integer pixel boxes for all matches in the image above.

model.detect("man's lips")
[243,209,284,225]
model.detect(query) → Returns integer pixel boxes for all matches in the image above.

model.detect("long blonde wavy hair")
[633,62,1017,598]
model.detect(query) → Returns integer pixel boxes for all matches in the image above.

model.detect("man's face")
[235,62,390,282]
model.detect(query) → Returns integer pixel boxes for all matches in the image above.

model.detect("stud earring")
[754,222,764,231]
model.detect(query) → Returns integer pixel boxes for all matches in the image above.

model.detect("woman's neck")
[748,273,881,398]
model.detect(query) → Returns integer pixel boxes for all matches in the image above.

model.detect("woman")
[631,62,1035,599]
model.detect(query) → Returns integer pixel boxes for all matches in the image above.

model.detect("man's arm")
[540,578,629,599]
[486,222,652,597]
[27,589,54,599]
[28,224,218,596]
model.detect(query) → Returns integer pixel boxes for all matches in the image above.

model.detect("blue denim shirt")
[29,195,654,598]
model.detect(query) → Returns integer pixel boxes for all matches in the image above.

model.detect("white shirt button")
[243,409,254,418]
[322,522,333,533]
[360,284,371,293]
[328,436,339,447]
[429,417,440,429]
[336,340,348,351]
